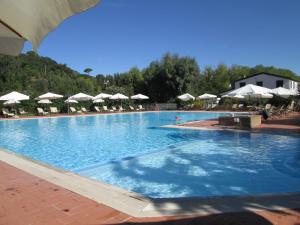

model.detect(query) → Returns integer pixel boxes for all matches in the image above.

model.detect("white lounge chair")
[111,106,117,111]
[129,106,135,111]
[103,106,108,112]
[69,107,77,113]
[37,108,48,116]
[94,106,100,112]
[81,107,88,113]
[119,106,124,112]
[18,108,27,115]
[138,105,144,110]
[50,107,59,114]
[2,108,15,117]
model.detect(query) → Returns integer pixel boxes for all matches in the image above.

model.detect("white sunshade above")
[177,93,195,101]
[110,93,129,100]
[131,94,149,100]
[35,92,63,100]
[197,93,217,100]
[0,91,29,101]
[69,93,93,101]
[0,0,100,56]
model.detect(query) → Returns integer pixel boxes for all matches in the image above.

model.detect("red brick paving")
[181,112,300,132]
[1,161,300,225]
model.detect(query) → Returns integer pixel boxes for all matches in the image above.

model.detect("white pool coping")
[1,148,300,217]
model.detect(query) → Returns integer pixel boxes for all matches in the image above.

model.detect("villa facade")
[232,72,299,91]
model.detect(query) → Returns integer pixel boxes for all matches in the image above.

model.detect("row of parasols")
[0,92,149,106]
[178,84,299,101]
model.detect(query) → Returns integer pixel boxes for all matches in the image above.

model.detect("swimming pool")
[0,112,299,198]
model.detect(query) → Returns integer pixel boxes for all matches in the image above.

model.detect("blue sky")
[23,0,300,75]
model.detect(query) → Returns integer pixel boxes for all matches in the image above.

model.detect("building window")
[276,80,283,87]
[256,81,263,87]
[240,82,246,87]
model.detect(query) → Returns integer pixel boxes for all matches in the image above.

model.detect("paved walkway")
[1,161,300,225]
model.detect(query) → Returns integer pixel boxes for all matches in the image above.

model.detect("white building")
[232,72,299,91]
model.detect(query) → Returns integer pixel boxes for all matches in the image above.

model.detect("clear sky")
[23,0,300,76]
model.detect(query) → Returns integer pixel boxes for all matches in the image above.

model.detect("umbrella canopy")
[222,94,245,99]
[177,93,195,101]
[0,91,29,101]
[93,98,104,103]
[35,92,63,100]
[197,93,217,100]
[3,99,20,105]
[110,93,129,100]
[131,94,149,100]
[226,84,273,99]
[38,99,52,104]
[64,99,78,104]
[69,93,93,101]
[0,0,100,56]
[271,87,299,98]
[93,93,112,100]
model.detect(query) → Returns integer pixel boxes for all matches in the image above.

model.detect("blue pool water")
[0,112,300,198]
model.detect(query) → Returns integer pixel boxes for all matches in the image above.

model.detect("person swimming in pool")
[175,116,181,121]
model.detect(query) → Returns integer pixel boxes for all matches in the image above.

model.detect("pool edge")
[1,148,300,217]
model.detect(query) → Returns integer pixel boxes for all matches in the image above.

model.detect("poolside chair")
[69,107,77,113]
[37,108,48,116]
[138,105,144,110]
[232,104,238,110]
[94,106,100,112]
[287,101,295,113]
[265,104,272,110]
[81,107,88,113]
[129,105,135,111]
[102,106,109,112]
[18,108,27,115]
[111,106,117,111]
[211,103,217,109]
[238,104,244,110]
[50,107,59,114]
[2,108,15,118]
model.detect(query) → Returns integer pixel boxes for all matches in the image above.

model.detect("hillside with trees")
[0,51,299,103]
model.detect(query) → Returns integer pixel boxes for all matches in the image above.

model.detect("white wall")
[234,73,299,90]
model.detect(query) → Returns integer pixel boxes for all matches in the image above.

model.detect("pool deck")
[1,111,300,224]
[166,112,300,133]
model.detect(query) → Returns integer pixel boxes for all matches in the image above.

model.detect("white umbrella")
[0,91,29,101]
[131,94,149,100]
[222,94,245,99]
[65,99,78,104]
[227,84,273,99]
[197,93,217,100]
[177,93,195,101]
[3,99,20,105]
[38,99,52,104]
[35,92,63,100]
[69,93,93,101]
[0,0,100,56]
[93,98,104,103]
[271,87,299,98]
[93,93,112,100]
[110,93,129,100]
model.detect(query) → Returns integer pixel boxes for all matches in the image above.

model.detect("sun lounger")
[103,106,109,112]
[81,107,88,113]
[265,104,272,110]
[232,104,238,110]
[94,106,100,112]
[238,104,244,109]
[18,108,27,115]
[2,108,15,117]
[111,106,117,111]
[69,107,77,113]
[50,107,59,114]
[37,108,48,116]
[138,105,144,110]
[129,106,135,111]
